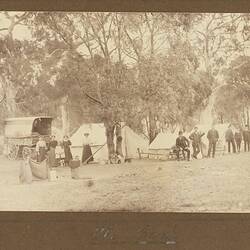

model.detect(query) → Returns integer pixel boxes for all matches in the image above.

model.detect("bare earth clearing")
[0,153,249,212]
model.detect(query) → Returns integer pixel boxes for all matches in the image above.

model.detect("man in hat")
[234,127,242,153]
[225,124,236,153]
[207,124,219,158]
[189,126,205,159]
[176,131,190,161]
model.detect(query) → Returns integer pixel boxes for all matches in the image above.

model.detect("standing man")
[243,125,250,152]
[234,128,242,153]
[207,124,219,158]
[189,126,205,159]
[225,124,236,153]
[176,131,190,161]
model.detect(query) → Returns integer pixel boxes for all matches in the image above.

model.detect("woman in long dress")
[62,135,73,166]
[82,133,94,164]
[36,136,47,162]
[48,135,58,168]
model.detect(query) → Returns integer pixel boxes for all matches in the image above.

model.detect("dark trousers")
[235,140,241,152]
[244,140,250,152]
[208,141,216,158]
[192,142,200,158]
[227,139,236,153]
[176,147,190,161]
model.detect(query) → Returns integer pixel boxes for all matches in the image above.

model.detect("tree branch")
[73,75,104,107]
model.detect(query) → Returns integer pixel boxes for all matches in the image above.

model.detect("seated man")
[176,131,190,161]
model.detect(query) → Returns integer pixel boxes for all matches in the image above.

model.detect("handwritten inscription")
[91,224,176,246]
[137,225,176,245]
[92,226,114,241]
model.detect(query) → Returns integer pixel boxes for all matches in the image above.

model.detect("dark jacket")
[225,128,234,141]
[243,129,250,141]
[207,129,219,142]
[189,131,205,144]
[176,136,189,149]
[234,132,242,141]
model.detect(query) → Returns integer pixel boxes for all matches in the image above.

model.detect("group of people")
[174,124,250,161]
[35,133,94,167]
[35,135,73,167]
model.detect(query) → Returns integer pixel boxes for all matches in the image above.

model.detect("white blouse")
[82,137,91,146]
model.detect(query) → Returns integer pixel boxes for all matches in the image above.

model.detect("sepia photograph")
[0,11,250,212]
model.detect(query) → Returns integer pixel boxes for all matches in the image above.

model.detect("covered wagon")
[4,116,53,160]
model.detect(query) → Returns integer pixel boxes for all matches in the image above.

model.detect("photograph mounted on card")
[0,11,250,212]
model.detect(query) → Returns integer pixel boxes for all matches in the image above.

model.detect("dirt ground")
[0,152,249,212]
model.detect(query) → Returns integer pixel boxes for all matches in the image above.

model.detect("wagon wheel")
[22,147,32,160]
[7,144,19,160]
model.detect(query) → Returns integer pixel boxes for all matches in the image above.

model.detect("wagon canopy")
[4,116,53,138]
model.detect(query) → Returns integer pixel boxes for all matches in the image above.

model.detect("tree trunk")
[5,83,17,117]
[115,123,123,157]
[242,106,246,126]
[148,111,157,144]
[60,96,69,136]
[104,121,115,159]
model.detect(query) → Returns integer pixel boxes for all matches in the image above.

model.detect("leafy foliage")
[215,56,250,125]
[1,12,250,153]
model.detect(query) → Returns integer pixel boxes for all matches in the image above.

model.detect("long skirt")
[82,145,94,163]
[37,147,46,162]
[64,147,73,165]
[48,148,57,167]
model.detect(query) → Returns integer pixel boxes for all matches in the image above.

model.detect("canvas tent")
[70,123,149,163]
[148,131,178,159]
[149,131,177,151]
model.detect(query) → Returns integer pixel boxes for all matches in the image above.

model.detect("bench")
[137,148,165,160]
[137,148,186,161]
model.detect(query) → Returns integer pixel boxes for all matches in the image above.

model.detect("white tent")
[148,131,178,159]
[121,126,149,158]
[149,131,177,151]
[70,123,149,163]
